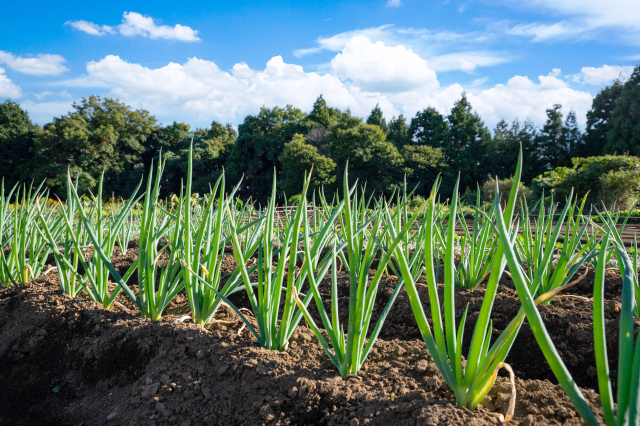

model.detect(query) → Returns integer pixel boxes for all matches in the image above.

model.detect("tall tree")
[488,119,542,184]
[387,114,409,147]
[445,95,491,191]
[278,133,336,196]
[33,96,158,198]
[563,110,583,158]
[408,107,449,148]
[401,144,447,196]
[308,95,340,128]
[582,78,624,157]
[0,100,38,187]
[366,104,387,133]
[537,104,568,170]
[605,65,640,156]
[227,105,308,201]
[331,123,403,195]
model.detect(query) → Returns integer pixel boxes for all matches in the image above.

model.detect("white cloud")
[502,0,640,44]
[79,54,374,124]
[567,65,635,85]
[0,51,68,76]
[0,67,22,98]
[24,37,594,129]
[65,20,115,36]
[294,25,492,57]
[530,0,640,32]
[293,25,508,73]
[32,90,73,101]
[387,0,402,7]
[330,36,439,93]
[66,12,200,42]
[467,71,593,127]
[505,21,585,42]
[428,51,510,72]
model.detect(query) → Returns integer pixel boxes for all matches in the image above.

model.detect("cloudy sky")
[1,0,639,129]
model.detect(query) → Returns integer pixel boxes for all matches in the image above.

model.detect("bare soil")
[1,245,631,425]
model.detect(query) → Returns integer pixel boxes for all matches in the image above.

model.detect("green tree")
[408,107,449,148]
[308,95,341,128]
[563,110,583,158]
[278,134,336,196]
[582,78,624,157]
[153,121,237,196]
[387,114,409,147]
[400,144,447,195]
[445,95,491,191]
[605,65,640,156]
[34,96,158,198]
[227,105,308,201]
[533,155,640,209]
[489,119,543,183]
[331,123,403,195]
[0,100,38,187]
[537,104,568,170]
[366,104,387,133]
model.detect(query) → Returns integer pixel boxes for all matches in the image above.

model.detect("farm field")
[0,248,619,425]
[0,150,639,426]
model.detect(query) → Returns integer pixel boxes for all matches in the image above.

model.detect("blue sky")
[1,0,639,129]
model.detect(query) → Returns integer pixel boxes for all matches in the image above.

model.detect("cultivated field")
[0,149,638,426]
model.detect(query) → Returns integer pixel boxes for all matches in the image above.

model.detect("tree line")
[0,65,638,203]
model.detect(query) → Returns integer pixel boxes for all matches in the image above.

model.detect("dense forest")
[1,65,639,205]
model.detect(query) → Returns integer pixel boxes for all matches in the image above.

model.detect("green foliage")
[605,65,640,156]
[489,119,543,184]
[537,104,569,170]
[563,110,583,158]
[34,96,158,198]
[0,100,38,186]
[159,121,235,195]
[401,144,447,195]
[408,107,449,148]
[331,123,403,195]
[582,78,624,157]
[366,104,387,133]
[445,95,491,192]
[481,176,531,204]
[278,134,336,196]
[227,105,308,202]
[387,114,409,147]
[533,155,640,209]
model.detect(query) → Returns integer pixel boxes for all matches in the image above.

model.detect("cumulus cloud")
[0,67,22,98]
[66,12,200,42]
[567,64,635,85]
[79,54,373,124]
[293,25,508,73]
[387,0,402,7]
[24,37,594,129]
[0,51,68,76]
[467,71,593,126]
[331,36,439,93]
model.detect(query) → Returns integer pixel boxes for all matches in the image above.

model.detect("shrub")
[482,175,531,205]
[532,155,640,209]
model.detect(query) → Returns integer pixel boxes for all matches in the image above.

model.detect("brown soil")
[0,245,625,425]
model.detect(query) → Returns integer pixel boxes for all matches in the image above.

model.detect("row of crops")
[1,145,639,425]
